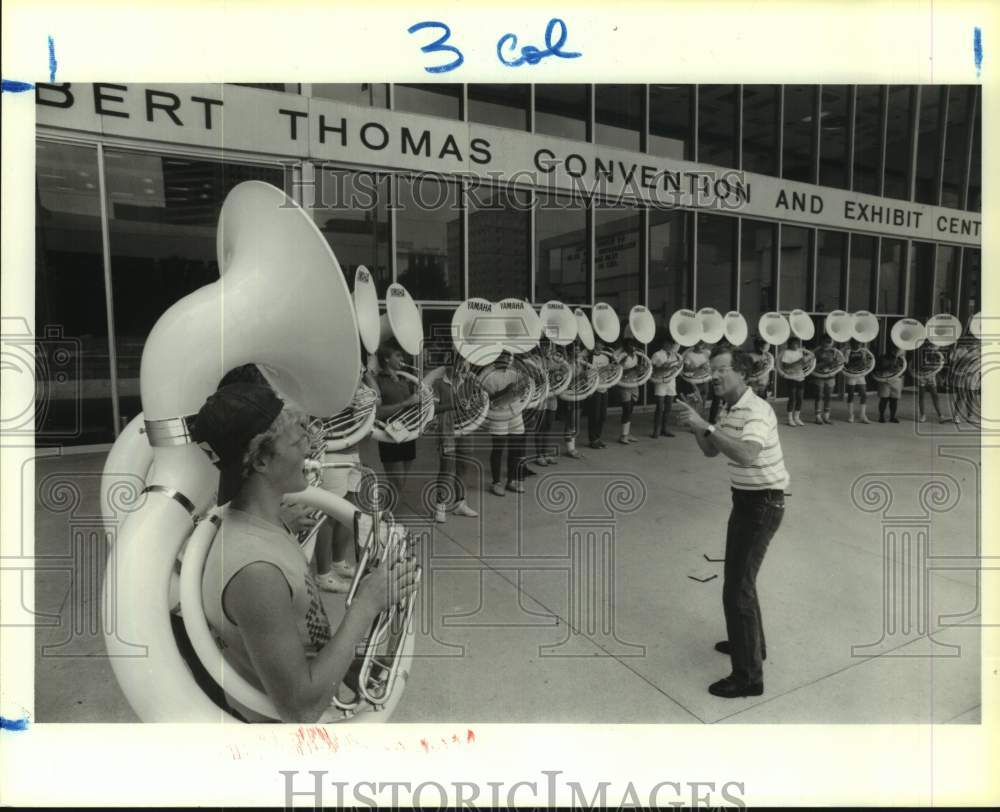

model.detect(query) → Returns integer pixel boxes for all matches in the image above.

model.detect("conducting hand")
[673,400,709,434]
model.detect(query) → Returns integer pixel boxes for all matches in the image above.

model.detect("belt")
[732,488,785,497]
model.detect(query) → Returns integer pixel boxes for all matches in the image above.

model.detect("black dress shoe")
[708,676,763,698]
[522,466,538,477]
[714,640,766,660]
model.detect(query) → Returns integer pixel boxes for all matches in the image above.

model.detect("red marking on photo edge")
[420,738,430,753]
[467,728,476,743]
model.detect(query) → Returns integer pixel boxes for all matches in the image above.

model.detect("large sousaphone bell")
[914,313,962,383]
[371,283,436,443]
[443,298,497,435]
[104,181,413,723]
[777,309,817,380]
[477,299,538,419]
[873,318,924,382]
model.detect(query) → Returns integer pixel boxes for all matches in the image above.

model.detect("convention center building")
[34,82,982,447]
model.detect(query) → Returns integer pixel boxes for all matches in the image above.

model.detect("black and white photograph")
[2,1,997,808]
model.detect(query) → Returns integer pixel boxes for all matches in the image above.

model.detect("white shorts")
[319,449,362,497]
[653,380,677,397]
[486,413,525,436]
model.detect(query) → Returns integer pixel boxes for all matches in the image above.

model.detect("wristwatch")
[703,424,717,438]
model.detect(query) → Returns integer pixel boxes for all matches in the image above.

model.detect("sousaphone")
[777,309,817,379]
[442,298,497,435]
[539,301,576,397]
[811,310,851,379]
[873,318,924,382]
[843,310,878,377]
[477,300,537,420]
[592,302,624,392]
[370,282,436,443]
[618,305,656,388]
[914,313,961,383]
[753,312,790,381]
[103,181,415,723]
[672,309,711,385]
[559,309,600,402]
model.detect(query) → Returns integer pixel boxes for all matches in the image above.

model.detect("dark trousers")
[723,489,785,684]
[532,407,556,457]
[587,391,608,442]
[491,433,525,483]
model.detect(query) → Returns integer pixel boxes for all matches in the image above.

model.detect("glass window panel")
[968,90,981,211]
[104,150,285,423]
[535,84,589,141]
[853,86,884,194]
[782,85,817,183]
[35,140,115,444]
[739,219,777,339]
[914,85,944,205]
[648,209,692,324]
[421,307,457,370]
[934,245,959,314]
[741,85,779,175]
[468,84,529,130]
[848,234,877,311]
[311,83,389,108]
[595,84,643,151]
[697,85,738,167]
[878,238,906,314]
[395,176,463,300]
[535,193,588,303]
[649,85,693,160]
[815,230,846,312]
[695,213,736,310]
[468,184,531,300]
[393,84,462,119]
[959,248,980,324]
[907,241,935,320]
[594,204,642,315]
[819,85,850,188]
[884,86,915,200]
[941,86,975,209]
[313,168,391,296]
[778,225,812,310]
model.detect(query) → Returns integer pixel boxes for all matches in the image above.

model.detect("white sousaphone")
[559,308,600,402]
[370,282,436,443]
[673,308,711,385]
[538,300,577,397]
[753,312,790,382]
[102,180,416,723]
[476,299,537,421]
[843,310,879,377]
[504,299,550,411]
[777,309,817,380]
[724,310,748,347]
[811,309,852,379]
[914,313,962,383]
[649,319,684,386]
[618,305,656,388]
[873,317,925,382]
[442,298,497,435]
[592,302,624,393]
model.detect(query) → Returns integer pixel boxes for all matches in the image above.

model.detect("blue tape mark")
[1,715,30,732]
[1,79,35,93]
[48,35,57,82]
[973,27,983,77]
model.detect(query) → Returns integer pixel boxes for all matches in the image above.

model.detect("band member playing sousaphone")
[538,301,578,461]
[748,337,774,400]
[614,332,642,444]
[873,318,921,423]
[777,310,815,427]
[843,311,878,424]
[649,333,682,438]
[918,313,962,424]
[587,303,622,449]
[949,314,981,424]
[809,311,849,425]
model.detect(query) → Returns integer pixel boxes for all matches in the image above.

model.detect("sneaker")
[434,504,447,523]
[795,415,806,427]
[847,413,855,423]
[650,430,660,439]
[535,457,550,467]
[859,413,870,424]
[522,466,538,477]
[545,455,559,465]
[823,413,832,424]
[490,483,506,497]
[939,416,949,423]
[625,435,638,444]
[506,480,525,494]
[595,440,607,449]
[316,571,352,594]
[919,414,927,423]
[565,449,582,460]
[787,416,796,427]
[330,560,357,579]
[618,437,630,445]
[453,500,479,518]
[815,415,824,425]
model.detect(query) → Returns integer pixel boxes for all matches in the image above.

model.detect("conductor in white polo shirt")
[675,346,789,699]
